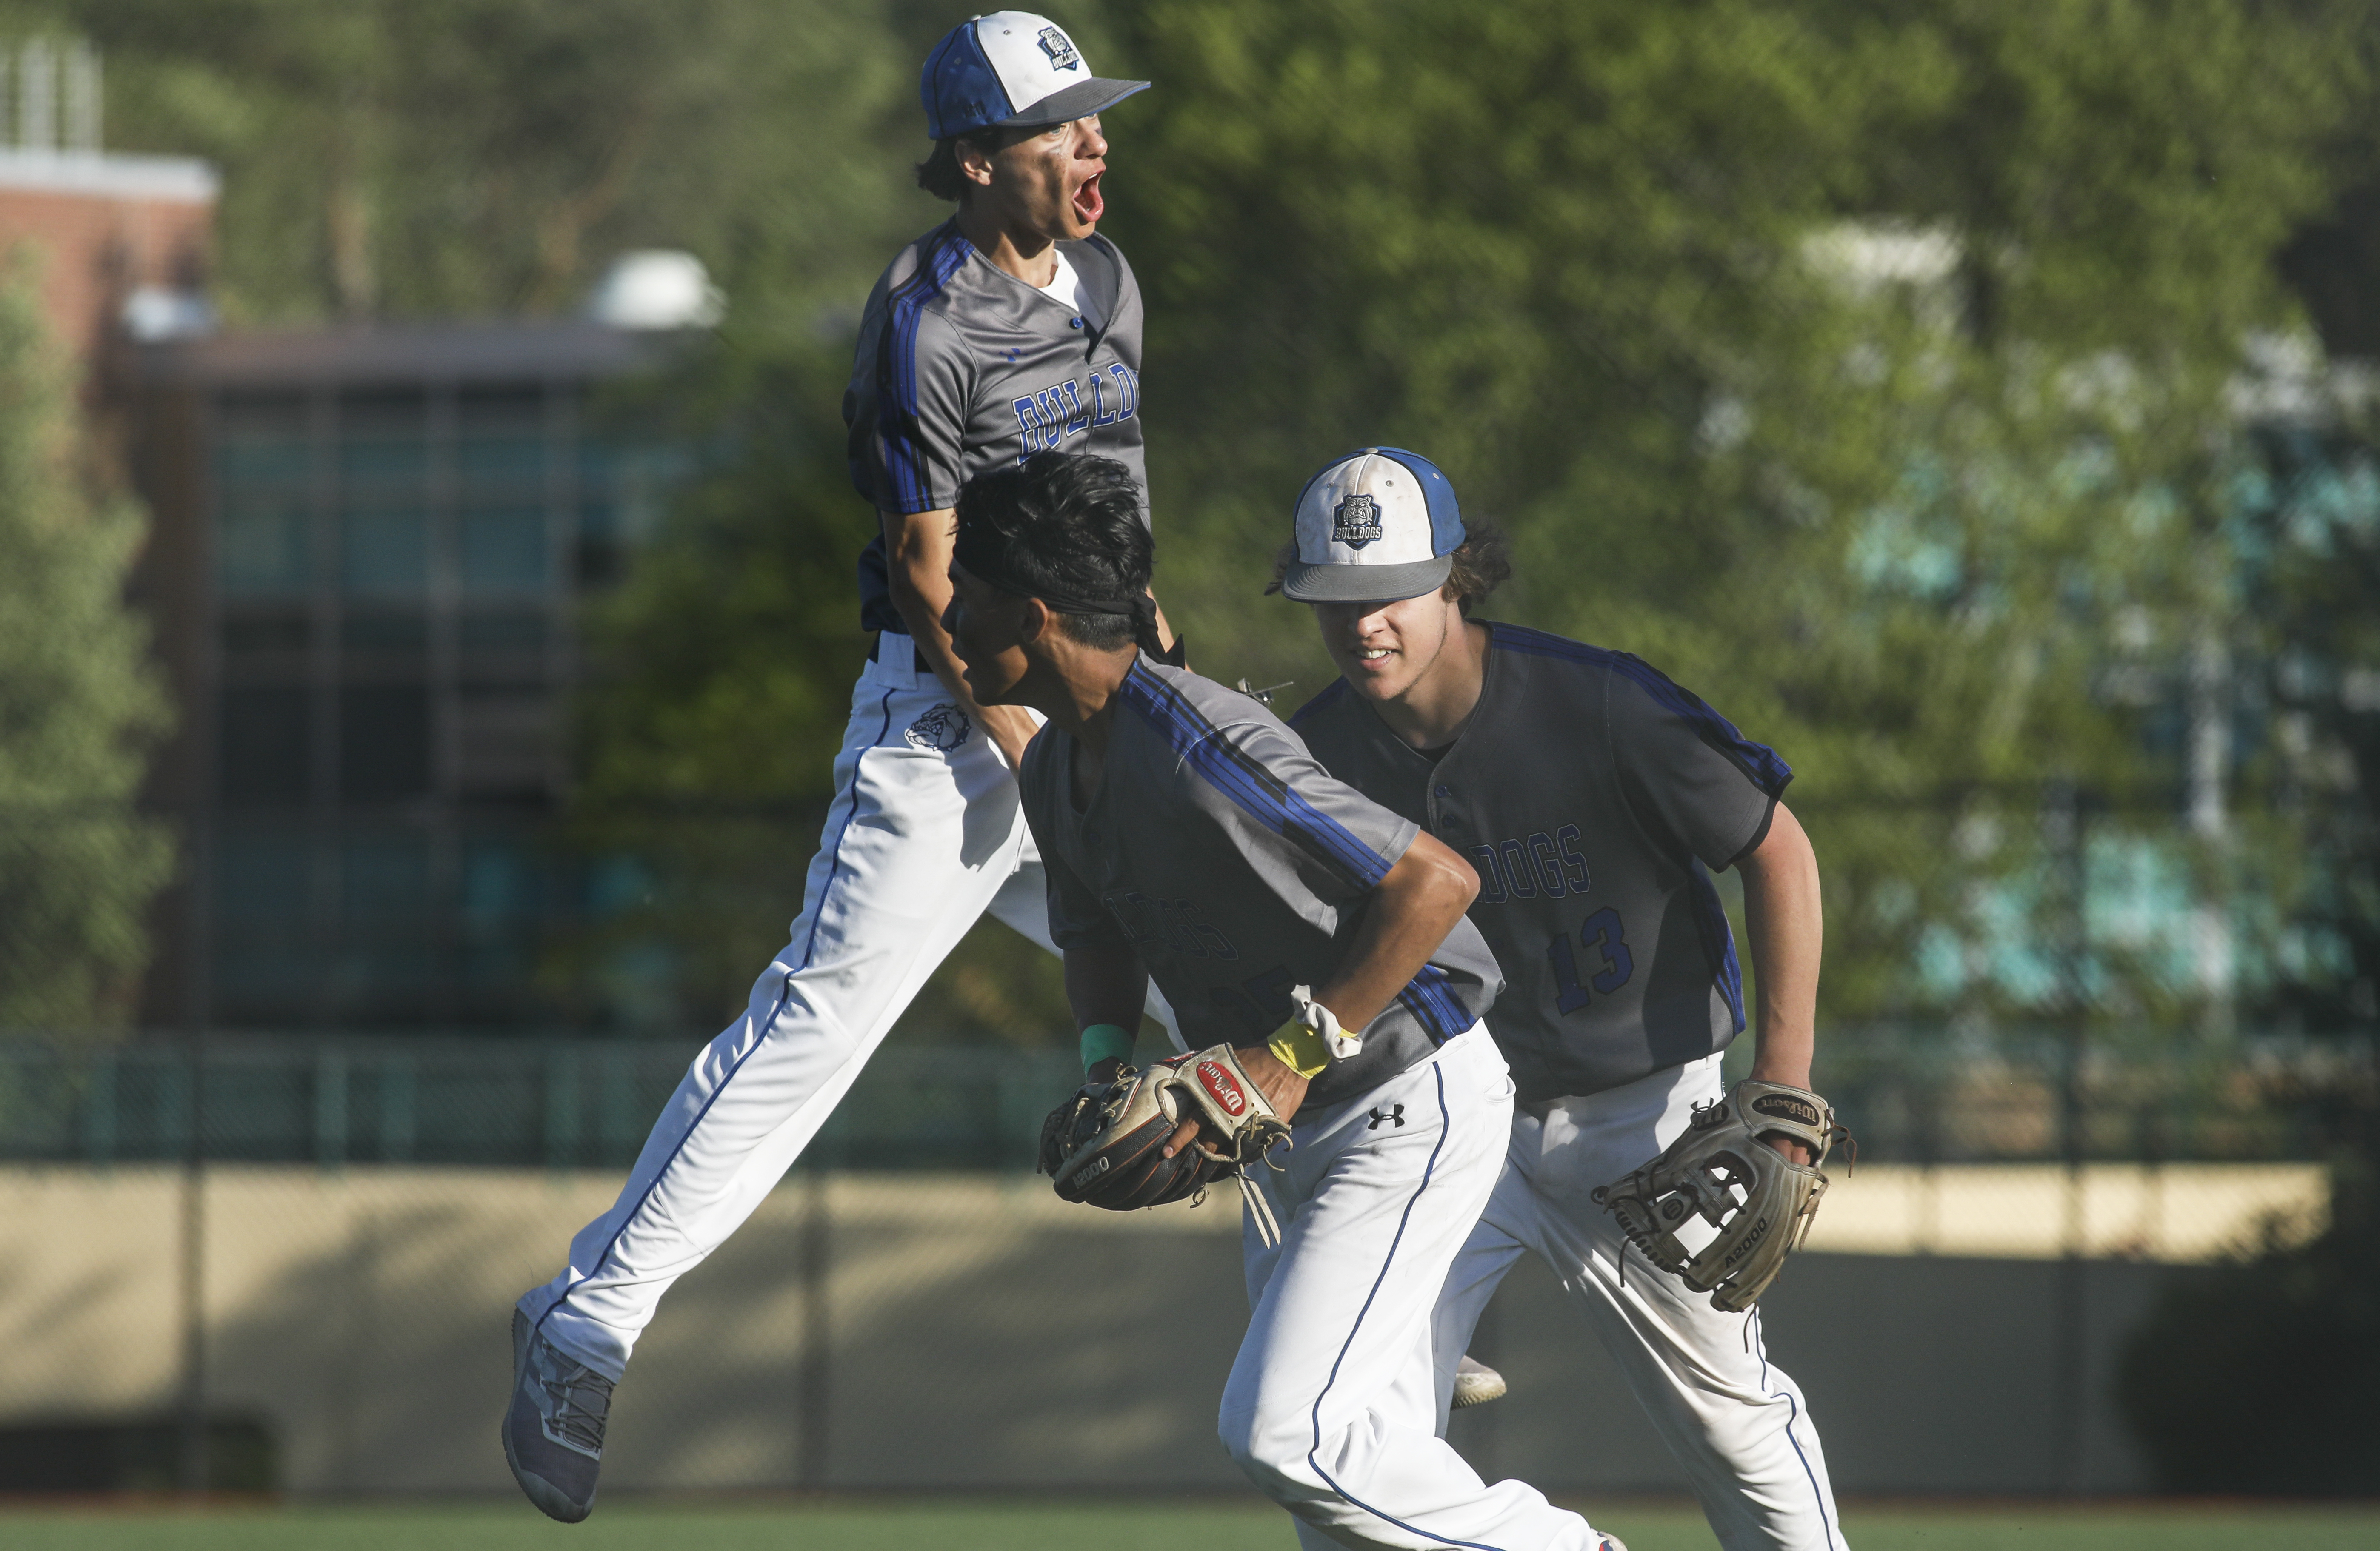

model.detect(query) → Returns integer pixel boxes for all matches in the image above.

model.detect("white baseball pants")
[523,638,1171,1378]
[1434,1053,1847,1551]
[1226,1026,1605,1551]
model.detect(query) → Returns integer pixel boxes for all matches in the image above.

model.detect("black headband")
[952,530,1176,661]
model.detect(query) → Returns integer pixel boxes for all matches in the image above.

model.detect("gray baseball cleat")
[503,1307,615,1522]
[1451,1354,1508,1408]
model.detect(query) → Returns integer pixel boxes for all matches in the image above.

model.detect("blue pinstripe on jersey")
[1393,964,1472,1046]
[876,225,973,514]
[1489,623,1793,799]
[1688,865,1748,1035]
[1119,662,1397,892]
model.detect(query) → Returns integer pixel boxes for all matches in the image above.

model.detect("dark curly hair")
[954,452,1155,652]
[1266,520,1512,614]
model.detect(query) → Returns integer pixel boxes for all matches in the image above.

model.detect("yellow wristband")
[1267,1019,1331,1079]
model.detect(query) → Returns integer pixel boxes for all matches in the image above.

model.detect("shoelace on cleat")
[532,1344,615,1454]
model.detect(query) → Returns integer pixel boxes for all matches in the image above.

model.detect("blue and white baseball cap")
[1280,448,1467,603]
[922,12,1149,140]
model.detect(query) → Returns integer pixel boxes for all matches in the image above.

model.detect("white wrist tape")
[1289,985,1363,1061]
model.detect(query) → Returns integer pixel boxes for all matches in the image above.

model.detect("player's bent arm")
[1735,800,1823,1158]
[1312,831,1481,1033]
[882,506,1043,770]
[1066,943,1151,1086]
[1213,833,1483,1139]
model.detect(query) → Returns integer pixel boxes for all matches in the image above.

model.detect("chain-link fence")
[0,1026,2369,1499]
[3,1026,2366,1169]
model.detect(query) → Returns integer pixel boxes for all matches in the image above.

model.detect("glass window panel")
[459,506,548,594]
[340,830,428,923]
[339,436,426,487]
[212,822,317,1014]
[216,391,306,436]
[458,385,542,428]
[220,613,309,655]
[461,836,530,933]
[217,686,311,806]
[338,684,430,801]
[339,389,426,436]
[458,435,547,486]
[341,505,428,597]
[214,438,311,486]
[214,826,311,922]
[459,611,546,652]
[340,612,427,656]
[216,497,310,596]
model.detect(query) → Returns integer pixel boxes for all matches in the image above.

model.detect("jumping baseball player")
[1279,448,1849,1551]
[503,14,1180,1521]
[974,451,1625,1551]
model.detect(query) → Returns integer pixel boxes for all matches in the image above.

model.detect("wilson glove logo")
[1751,1094,1821,1127]
[1197,1062,1247,1116]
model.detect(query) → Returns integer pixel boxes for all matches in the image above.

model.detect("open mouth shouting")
[1071,170,1105,228]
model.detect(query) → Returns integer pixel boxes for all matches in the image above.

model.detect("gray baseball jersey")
[1020,658,1503,1110]
[1291,622,1790,1104]
[844,220,1147,633]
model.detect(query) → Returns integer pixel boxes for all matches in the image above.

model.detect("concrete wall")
[0,1163,2292,1497]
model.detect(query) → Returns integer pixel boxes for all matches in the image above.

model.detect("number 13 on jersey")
[1548,907,1632,1015]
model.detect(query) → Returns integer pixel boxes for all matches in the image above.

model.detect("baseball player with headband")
[503,14,1183,1521]
[1277,448,1852,1551]
[985,452,1626,1551]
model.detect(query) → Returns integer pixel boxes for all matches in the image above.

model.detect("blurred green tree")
[71,0,927,323]
[0,262,173,1031]
[549,0,2378,1037]
[1099,0,2368,1029]
[51,0,2380,1040]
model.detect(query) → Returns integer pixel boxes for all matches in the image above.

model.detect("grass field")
[2,1499,2377,1550]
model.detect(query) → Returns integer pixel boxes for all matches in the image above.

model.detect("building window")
[216,493,310,596]
[337,684,430,801]
[459,502,549,593]
[340,503,429,597]
[217,686,310,806]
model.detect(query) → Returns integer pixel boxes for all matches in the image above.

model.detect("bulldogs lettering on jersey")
[846,222,1149,634]
[1011,363,1139,459]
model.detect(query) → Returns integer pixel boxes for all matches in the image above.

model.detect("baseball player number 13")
[1547,907,1634,1015]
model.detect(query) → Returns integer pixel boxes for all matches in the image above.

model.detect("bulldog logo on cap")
[1332,493,1384,549]
[1037,26,1081,69]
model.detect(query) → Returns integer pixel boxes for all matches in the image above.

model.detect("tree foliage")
[44,0,2380,1036]
[0,262,172,1030]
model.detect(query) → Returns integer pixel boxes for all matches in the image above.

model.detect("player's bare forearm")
[1066,944,1149,1084]
[881,506,1041,768]
[1737,801,1823,1159]
[1194,839,1479,1148]
[1314,832,1481,1037]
